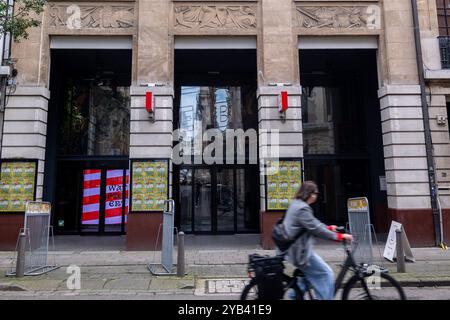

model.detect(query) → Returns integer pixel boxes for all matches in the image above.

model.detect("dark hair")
[295,181,318,201]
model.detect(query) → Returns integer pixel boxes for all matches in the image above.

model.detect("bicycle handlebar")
[335,226,347,234]
[335,226,354,246]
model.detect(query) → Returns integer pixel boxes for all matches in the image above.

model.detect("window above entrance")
[177,86,258,164]
[52,49,131,157]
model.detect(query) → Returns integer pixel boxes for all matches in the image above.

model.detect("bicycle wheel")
[341,272,406,300]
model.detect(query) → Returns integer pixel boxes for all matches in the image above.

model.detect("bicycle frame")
[334,243,357,294]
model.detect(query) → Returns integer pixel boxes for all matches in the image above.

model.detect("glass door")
[216,168,234,232]
[194,169,212,232]
[104,169,129,232]
[180,168,193,232]
[304,159,370,225]
[81,168,129,234]
[177,166,260,234]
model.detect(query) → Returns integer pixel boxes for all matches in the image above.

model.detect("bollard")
[16,233,26,277]
[177,232,185,277]
[396,229,406,273]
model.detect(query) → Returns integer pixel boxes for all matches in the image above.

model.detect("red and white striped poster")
[123,170,129,224]
[82,169,129,225]
[105,169,127,225]
[82,169,101,225]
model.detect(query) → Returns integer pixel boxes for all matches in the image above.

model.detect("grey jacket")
[283,199,338,267]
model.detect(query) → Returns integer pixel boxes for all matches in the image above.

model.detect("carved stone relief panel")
[174,4,257,30]
[48,3,135,30]
[295,5,379,30]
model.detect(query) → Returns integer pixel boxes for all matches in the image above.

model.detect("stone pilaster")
[260,0,299,85]
[136,0,172,85]
[1,86,50,201]
[129,86,174,198]
[379,85,430,209]
[380,0,419,85]
[258,86,302,212]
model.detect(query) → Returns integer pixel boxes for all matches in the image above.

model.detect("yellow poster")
[347,197,369,212]
[266,160,302,211]
[0,162,37,212]
[131,160,168,212]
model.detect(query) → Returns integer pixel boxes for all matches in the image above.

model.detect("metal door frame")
[78,166,128,235]
[52,158,129,236]
[176,165,248,234]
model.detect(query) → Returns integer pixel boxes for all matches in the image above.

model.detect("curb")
[398,280,450,287]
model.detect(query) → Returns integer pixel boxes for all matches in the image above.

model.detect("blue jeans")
[297,252,335,300]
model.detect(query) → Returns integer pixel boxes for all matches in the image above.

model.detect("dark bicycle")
[241,227,406,300]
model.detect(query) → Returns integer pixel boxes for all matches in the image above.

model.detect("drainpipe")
[411,0,442,246]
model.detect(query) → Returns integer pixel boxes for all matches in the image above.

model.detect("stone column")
[1,86,50,201]
[136,0,172,85]
[381,0,419,85]
[378,1,438,246]
[426,89,450,245]
[259,0,302,249]
[128,0,173,250]
[2,8,47,220]
[379,85,434,246]
[1,10,48,197]
[257,86,303,249]
[259,0,299,84]
[0,10,50,249]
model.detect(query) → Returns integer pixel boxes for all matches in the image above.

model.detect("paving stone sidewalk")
[0,242,449,296]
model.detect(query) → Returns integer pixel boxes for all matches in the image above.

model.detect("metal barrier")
[149,199,186,276]
[347,197,373,266]
[7,202,59,277]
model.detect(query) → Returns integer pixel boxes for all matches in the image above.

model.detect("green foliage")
[0,0,47,41]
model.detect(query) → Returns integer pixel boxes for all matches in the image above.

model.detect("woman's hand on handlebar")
[342,234,353,242]
[328,225,339,232]
[334,226,353,243]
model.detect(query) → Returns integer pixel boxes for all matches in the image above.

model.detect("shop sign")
[25,201,51,215]
[347,197,369,212]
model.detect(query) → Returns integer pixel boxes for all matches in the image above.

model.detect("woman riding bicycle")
[283,181,353,300]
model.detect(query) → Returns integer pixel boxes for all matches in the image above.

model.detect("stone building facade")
[0,0,449,249]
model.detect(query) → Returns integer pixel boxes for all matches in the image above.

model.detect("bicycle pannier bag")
[252,255,284,300]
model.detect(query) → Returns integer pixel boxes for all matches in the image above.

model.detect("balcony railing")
[439,36,450,69]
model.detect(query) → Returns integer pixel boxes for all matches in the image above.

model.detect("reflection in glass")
[302,87,338,154]
[58,82,130,156]
[302,85,366,154]
[236,169,246,231]
[216,169,234,232]
[180,169,193,232]
[178,86,256,163]
[194,169,211,232]
[236,167,259,232]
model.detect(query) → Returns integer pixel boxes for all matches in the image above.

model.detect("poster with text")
[131,160,168,212]
[0,161,37,212]
[266,160,302,211]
